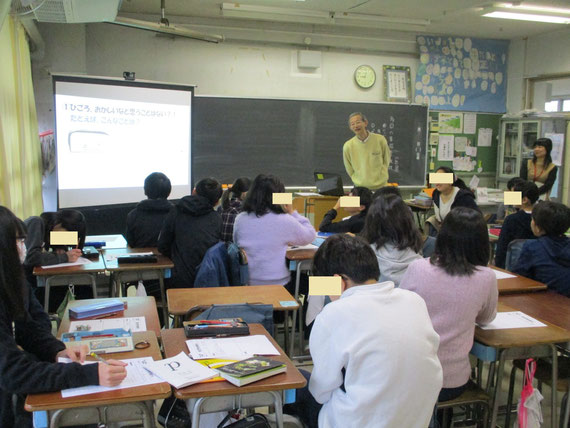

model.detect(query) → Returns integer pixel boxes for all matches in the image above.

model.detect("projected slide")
[54,77,192,208]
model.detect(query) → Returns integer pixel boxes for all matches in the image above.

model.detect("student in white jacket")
[290,234,442,428]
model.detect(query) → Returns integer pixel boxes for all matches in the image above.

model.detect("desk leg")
[158,270,169,328]
[289,259,309,357]
[489,350,506,428]
[551,345,558,428]
[45,277,52,310]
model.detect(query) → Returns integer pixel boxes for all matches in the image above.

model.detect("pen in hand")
[89,352,109,365]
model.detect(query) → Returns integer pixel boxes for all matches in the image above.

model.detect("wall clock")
[354,65,376,89]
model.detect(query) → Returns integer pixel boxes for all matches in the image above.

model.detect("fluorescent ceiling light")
[499,3,570,15]
[221,2,333,24]
[111,17,224,43]
[484,11,570,24]
[335,12,430,27]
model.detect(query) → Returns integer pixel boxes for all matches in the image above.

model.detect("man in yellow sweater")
[343,112,391,190]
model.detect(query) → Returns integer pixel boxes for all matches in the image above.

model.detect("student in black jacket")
[126,172,172,248]
[319,187,372,234]
[0,206,126,427]
[494,181,538,269]
[158,178,223,288]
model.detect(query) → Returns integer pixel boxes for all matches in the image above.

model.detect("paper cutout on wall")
[414,36,509,113]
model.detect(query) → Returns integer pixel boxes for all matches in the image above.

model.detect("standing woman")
[427,166,479,236]
[0,206,126,426]
[220,177,251,242]
[520,138,558,200]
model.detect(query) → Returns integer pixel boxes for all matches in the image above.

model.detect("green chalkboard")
[428,112,501,174]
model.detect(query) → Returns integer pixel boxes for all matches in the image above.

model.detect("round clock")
[354,65,376,89]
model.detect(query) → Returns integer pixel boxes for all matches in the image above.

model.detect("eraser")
[340,196,360,208]
[50,231,78,246]
[504,191,522,205]
[429,173,454,184]
[309,276,342,296]
[273,193,293,205]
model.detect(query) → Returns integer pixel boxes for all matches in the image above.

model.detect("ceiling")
[117,0,570,43]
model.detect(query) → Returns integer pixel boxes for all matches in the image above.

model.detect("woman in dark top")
[520,138,558,200]
[0,206,126,427]
[318,187,372,234]
[427,166,479,236]
[220,177,251,242]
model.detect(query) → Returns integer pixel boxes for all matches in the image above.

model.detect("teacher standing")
[520,137,558,200]
[343,112,391,190]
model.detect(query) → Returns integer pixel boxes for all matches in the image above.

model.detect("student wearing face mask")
[0,206,127,427]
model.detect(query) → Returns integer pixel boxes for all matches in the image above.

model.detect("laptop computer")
[314,172,344,197]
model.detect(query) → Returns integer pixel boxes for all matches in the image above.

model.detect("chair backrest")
[506,239,530,271]
[227,243,249,286]
[188,303,274,336]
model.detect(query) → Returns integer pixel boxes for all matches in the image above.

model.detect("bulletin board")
[428,111,501,175]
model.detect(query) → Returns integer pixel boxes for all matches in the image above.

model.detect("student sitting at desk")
[400,207,497,405]
[126,172,172,248]
[219,177,251,242]
[426,166,479,236]
[318,186,371,234]
[513,201,570,296]
[233,174,315,286]
[494,180,538,269]
[0,206,127,427]
[158,178,222,288]
[361,194,423,286]
[23,209,87,306]
[286,234,442,428]
[491,176,525,224]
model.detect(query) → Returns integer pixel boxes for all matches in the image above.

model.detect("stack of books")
[216,356,286,387]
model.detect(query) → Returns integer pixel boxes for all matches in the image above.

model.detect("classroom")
[1,1,570,427]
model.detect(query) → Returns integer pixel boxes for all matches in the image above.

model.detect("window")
[544,100,559,112]
[563,99,570,112]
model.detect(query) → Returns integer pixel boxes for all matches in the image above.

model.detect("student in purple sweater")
[400,207,498,403]
[233,174,316,286]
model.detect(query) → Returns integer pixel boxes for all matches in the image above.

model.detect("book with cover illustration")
[216,356,286,387]
[183,318,250,338]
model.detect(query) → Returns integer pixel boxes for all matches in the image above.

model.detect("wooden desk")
[57,297,162,338]
[474,302,570,428]
[167,285,298,318]
[161,325,306,428]
[404,199,433,232]
[493,267,548,295]
[103,248,173,325]
[499,290,570,331]
[34,257,107,311]
[25,331,171,428]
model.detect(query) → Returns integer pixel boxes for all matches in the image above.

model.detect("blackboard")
[193,97,428,187]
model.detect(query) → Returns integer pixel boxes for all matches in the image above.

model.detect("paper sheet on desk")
[69,317,147,333]
[41,257,92,269]
[295,192,321,196]
[492,269,517,279]
[478,312,546,330]
[186,335,280,360]
[59,357,163,398]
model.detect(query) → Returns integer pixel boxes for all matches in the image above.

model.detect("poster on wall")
[414,36,509,113]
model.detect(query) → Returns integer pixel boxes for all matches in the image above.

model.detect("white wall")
[506,27,570,113]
